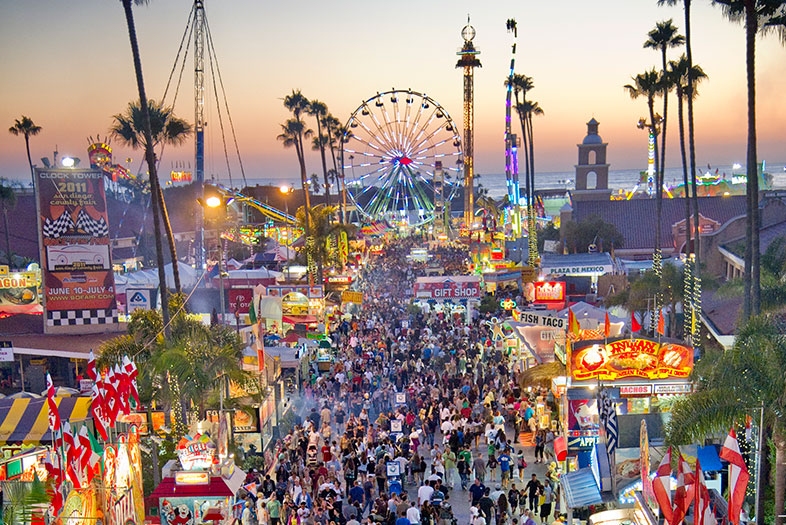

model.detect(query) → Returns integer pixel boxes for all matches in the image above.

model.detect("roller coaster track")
[214,185,296,225]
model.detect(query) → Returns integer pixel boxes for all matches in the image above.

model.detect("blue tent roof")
[560,467,603,509]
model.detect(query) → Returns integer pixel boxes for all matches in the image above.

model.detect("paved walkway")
[402,428,555,525]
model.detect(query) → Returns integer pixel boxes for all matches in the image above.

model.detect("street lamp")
[198,187,232,324]
[280,185,294,282]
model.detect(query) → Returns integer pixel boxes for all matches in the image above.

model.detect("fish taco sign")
[570,337,693,381]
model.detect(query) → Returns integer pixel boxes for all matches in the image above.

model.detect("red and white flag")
[123,354,140,408]
[603,311,611,338]
[86,349,97,382]
[719,428,750,525]
[114,363,130,416]
[657,309,665,336]
[45,373,62,446]
[652,447,673,524]
[672,452,695,525]
[90,382,109,441]
[77,425,101,483]
[104,367,119,426]
[61,422,81,489]
[695,459,718,525]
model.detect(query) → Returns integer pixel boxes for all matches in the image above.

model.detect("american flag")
[598,388,618,456]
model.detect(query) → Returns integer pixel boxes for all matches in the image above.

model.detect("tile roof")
[572,196,747,251]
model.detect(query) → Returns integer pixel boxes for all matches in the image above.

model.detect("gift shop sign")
[413,276,481,300]
[570,337,693,381]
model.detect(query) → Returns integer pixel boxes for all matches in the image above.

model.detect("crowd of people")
[236,239,566,525]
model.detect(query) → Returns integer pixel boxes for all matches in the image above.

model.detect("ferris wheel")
[342,89,464,227]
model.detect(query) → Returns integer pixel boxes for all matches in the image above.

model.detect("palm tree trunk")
[316,121,331,208]
[2,207,11,265]
[659,48,670,201]
[24,135,35,189]
[744,0,760,318]
[121,0,170,334]
[157,184,181,293]
[677,89,694,341]
[684,0,701,273]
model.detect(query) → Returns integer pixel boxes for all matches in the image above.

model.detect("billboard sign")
[0,265,42,315]
[35,168,119,333]
[570,337,694,381]
[533,281,566,304]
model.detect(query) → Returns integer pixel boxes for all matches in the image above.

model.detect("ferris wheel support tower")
[456,17,481,229]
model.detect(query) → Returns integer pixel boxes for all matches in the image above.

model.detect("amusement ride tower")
[194,0,206,271]
[456,17,481,229]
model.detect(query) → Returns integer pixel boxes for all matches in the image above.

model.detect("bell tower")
[573,118,612,201]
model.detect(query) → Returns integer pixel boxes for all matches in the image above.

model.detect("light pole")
[280,185,294,282]
[202,191,229,324]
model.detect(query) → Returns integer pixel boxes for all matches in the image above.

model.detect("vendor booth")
[149,433,245,525]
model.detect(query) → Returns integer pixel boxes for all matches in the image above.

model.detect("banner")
[35,168,119,333]
[570,337,694,381]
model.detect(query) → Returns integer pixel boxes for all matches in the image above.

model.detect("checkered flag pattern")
[42,211,76,239]
[598,388,619,456]
[76,209,109,237]
[47,308,118,326]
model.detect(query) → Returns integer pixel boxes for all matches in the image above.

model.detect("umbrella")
[427,474,442,482]
[8,391,42,399]
[40,386,81,397]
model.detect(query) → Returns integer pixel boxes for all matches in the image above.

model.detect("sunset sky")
[1,0,784,189]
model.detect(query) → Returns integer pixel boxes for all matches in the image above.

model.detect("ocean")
[240,163,786,200]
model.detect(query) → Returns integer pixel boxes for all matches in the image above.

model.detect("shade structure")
[560,467,603,509]
[282,315,318,325]
[0,397,91,445]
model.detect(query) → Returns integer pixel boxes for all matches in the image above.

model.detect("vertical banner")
[35,168,120,333]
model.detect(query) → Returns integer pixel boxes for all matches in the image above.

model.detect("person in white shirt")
[406,501,421,525]
[418,483,434,506]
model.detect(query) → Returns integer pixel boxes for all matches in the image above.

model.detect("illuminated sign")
[170,170,193,183]
[177,435,216,471]
[533,281,566,303]
[517,310,567,329]
[619,385,653,395]
[543,265,611,276]
[326,275,352,285]
[413,276,482,300]
[175,471,210,486]
[570,338,694,381]
[499,298,517,310]
[341,290,363,305]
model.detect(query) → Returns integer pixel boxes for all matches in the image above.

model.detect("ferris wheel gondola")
[341,89,464,227]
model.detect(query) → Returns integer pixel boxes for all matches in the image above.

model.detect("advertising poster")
[35,168,119,333]
[0,265,42,315]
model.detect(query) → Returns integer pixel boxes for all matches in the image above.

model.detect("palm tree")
[505,74,534,203]
[669,55,708,341]
[658,0,702,280]
[644,19,685,205]
[8,116,42,189]
[281,90,315,282]
[667,313,786,525]
[624,70,663,273]
[119,0,171,333]
[295,204,354,282]
[110,98,192,293]
[712,0,786,319]
[0,180,17,265]
[308,100,332,208]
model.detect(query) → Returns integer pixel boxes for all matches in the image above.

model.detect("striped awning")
[0,397,91,445]
[560,467,603,509]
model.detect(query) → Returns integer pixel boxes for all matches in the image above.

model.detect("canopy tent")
[115,261,199,291]
[0,397,91,445]
[560,467,603,509]
[557,301,627,336]
[263,346,301,368]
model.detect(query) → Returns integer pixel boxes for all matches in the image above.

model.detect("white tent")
[115,261,199,292]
